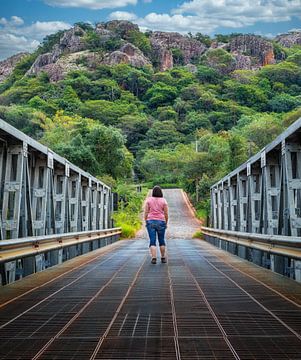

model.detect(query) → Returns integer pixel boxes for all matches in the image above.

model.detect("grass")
[113,184,147,239]
[192,231,203,239]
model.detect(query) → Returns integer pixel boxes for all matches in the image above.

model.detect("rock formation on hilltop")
[0,52,29,82]
[150,32,207,71]
[228,35,275,68]
[27,25,87,78]
[104,43,151,67]
[1,21,299,83]
[275,31,301,48]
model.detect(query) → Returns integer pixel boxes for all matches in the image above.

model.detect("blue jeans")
[146,220,166,247]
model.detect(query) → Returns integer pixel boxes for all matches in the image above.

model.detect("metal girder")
[0,119,113,240]
[211,117,301,237]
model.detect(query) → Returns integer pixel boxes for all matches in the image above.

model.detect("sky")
[1,0,301,60]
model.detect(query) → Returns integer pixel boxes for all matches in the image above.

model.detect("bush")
[113,184,147,238]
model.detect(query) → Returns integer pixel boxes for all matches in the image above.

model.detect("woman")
[144,186,169,264]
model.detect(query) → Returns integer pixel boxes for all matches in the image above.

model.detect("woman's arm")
[144,202,150,221]
[164,204,169,224]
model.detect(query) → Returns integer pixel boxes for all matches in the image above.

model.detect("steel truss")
[0,119,114,284]
[210,118,301,279]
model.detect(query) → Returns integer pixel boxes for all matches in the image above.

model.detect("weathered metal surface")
[0,228,121,263]
[201,226,301,259]
[0,189,300,359]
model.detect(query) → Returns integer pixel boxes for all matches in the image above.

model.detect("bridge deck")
[0,190,301,359]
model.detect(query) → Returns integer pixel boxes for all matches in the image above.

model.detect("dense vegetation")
[1,25,301,224]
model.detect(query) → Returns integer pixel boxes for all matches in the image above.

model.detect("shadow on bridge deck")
[0,189,301,359]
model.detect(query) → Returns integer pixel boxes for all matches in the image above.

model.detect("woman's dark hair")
[152,185,163,198]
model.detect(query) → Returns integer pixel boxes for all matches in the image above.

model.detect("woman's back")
[146,196,167,221]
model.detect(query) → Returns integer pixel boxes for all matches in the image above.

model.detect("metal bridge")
[0,119,116,285]
[206,117,301,282]
[0,120,301,359]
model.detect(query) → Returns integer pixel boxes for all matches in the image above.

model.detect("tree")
[139,121,184,150]
[171,48,185,66]
[201,49,236,75]
[268,93,301,113]
[145,82,178,108]
[41,112,133,178]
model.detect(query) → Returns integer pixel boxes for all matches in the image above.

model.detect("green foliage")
[3,24,301,210]
[145,82,178,108]
[194,33,211,47]
[196,65,220,84]
[286,50,301,66]
[268,93,301,113]
[201,48,236,75]
[140,121,184,150]
[80,99,139,125]
[0,72,52,104]
[41,112,133,178]
[171,48,185,66]
[84,31,122,51]
[126,30,151,55]
[37,31,65,54]
[113,183,147,238]
[214,33,243,43]
[0,105,44,137]
[260,61,301,86]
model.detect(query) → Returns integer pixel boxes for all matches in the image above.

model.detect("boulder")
[104,43,151,68]
[233,53,252,70]
[0,52,28,82]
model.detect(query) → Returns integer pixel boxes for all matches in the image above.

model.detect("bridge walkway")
[0,189,301,359]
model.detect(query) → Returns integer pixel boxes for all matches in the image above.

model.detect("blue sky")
[1,0,301,60]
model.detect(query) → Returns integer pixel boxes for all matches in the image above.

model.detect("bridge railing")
[0,119,113,241]
[210,117,301,237]
[202,226,301,282]
[0,227,122,285]
[207,117,301,282]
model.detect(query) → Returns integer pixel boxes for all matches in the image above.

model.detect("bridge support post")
[23,256,35,277]
[270,254,285,275]
[50,249,63,266]
[252,249,262,266]
[294,260,301,282]
[237,245,247,259]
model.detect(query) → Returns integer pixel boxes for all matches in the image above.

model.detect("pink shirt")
[145,197,168,221]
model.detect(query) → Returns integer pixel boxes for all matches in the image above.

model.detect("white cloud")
[0,17,71,60]
[173,0,301,29]
[109,11,138,21]
[10,16,24,26]
[126,0,301,35]
[44,0,137,10]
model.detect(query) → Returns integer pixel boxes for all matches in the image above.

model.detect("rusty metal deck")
[0,237,301,360]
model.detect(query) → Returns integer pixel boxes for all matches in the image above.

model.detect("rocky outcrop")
[27,25,86,76]
[105,20,139,37]
[32,51,103,82]
[0,52,28,82]
[150,31,207,71]
[228,35,275,67]
[233,53,252,70]
[104,43,151,67]
[275,31,301,48]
